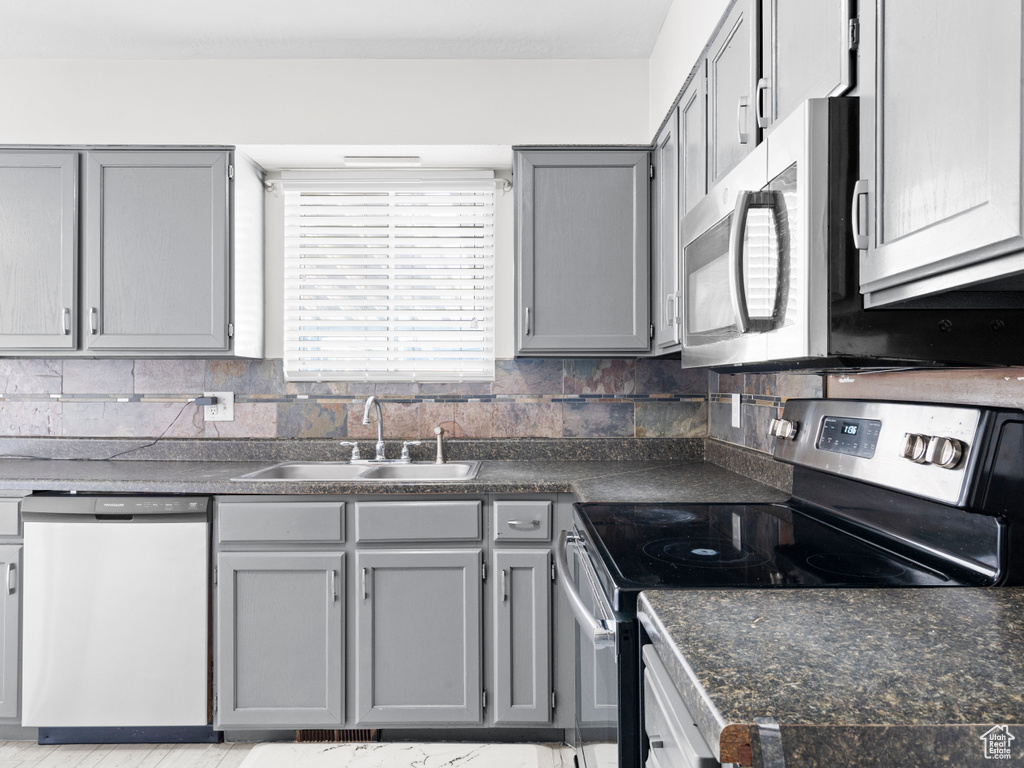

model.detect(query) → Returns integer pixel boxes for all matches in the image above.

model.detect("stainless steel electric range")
[558,398,1024,768]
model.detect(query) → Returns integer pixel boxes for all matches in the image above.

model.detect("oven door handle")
[556,531,616,649]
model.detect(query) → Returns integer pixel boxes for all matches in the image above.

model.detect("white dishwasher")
[22,495,209,730]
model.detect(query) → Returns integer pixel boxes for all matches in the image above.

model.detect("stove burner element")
[805,553,908,580]
[643,538,769,569]
[611,507,708,526]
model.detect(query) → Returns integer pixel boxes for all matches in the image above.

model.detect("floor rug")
[237,742,573,768]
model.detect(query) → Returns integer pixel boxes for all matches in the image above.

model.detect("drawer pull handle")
[362,567,369,600]
[507,519,540,529]
[328,569,337,602]
[6,563,15,595]
[501,568,508,603]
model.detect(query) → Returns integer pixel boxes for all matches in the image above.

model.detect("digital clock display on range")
[817,416,881,458]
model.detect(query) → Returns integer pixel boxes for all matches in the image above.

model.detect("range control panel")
[817,416,882,458]
[771,399,983,507]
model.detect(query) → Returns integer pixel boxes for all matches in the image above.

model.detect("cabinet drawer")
[493,500,551,541]
[218,502,345,543]
[642,645,718,768]
[0,499,21,538]
[355,501,481,542]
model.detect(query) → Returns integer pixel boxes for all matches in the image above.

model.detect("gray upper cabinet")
[651,112,681,355]
[707,0,760,187]
[354,549,482,725]
[0,152,78,351]
[515,148,651,356]
[758,0,855,132]
[493,548,551,724]
[83,151,230,353]
[678,73,707,219]
[856,0,1024,306]
[0,146,263,357]
[215,551,345,729]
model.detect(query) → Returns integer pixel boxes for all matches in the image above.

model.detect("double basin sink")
[233,461,481,483]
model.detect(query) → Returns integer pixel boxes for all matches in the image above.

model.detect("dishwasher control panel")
[95,498,207,514]
[22,495,210,516]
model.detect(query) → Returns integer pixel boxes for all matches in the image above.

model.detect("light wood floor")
[0,742,254,768]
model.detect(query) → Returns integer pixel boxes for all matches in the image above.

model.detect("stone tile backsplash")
[708,371,825,454]
[0,358,708,440]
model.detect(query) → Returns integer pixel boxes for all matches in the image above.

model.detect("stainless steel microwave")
[679,97,1024,370]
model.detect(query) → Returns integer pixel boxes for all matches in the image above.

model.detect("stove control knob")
[900,433,929,463]
[769,418,798,440]
[925,436,964,469]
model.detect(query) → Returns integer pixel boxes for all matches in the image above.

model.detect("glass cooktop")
[574,502,992,594]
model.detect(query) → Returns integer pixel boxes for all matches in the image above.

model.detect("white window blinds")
[283,174,496,382]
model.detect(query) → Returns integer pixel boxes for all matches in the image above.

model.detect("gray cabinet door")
[651,112,681,354]
[0,545,20,720]
[707,0,760,187]
[493,549,551,724]
[857,0,1024,305]
[760,0,854,131]
[215,552,344,729]
[83,150,230,352]
[354,549,482,724]
[679,73,707,218]
[515,149,651,355]
[0,152,77,351]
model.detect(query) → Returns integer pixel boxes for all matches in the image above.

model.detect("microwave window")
[688,255,735,333]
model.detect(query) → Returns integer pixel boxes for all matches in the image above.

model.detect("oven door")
[556,531,621,768]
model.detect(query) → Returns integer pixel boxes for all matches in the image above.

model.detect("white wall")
[0,59,649,145]
[648,0,730,135]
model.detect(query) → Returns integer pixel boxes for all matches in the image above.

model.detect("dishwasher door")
[22,497,209,728]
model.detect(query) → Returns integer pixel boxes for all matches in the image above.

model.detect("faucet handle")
[338,441,361,462]
[434,426,446,464]
[400,441,422,461]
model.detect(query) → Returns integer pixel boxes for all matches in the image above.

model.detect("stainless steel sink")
[232,462,372,481]
[232,460,481,482]
[359,461,481,481]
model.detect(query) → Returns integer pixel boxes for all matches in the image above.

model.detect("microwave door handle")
[728,190,753,334]
[556,531,616,648]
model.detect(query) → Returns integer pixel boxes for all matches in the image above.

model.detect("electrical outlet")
[203,391,234,422]
[731,393,741,429]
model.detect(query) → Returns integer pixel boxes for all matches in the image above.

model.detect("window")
[282,172,495,382]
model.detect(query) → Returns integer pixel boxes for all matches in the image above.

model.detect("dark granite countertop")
[0,457,788,503]
[639,588,1024,767]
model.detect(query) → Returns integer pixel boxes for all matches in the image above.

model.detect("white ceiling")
[0,0,674,60]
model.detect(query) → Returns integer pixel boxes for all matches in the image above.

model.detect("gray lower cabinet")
[492,548,551,724]
[354,549,482,725]
[514,148,651,356]
[83,150,230,353]
[215,551,344,729]
[0,151,78,351]
[856,0,1024,306]
[0,544,20,720]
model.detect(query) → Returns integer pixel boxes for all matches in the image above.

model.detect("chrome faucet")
[362,396,386,461]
